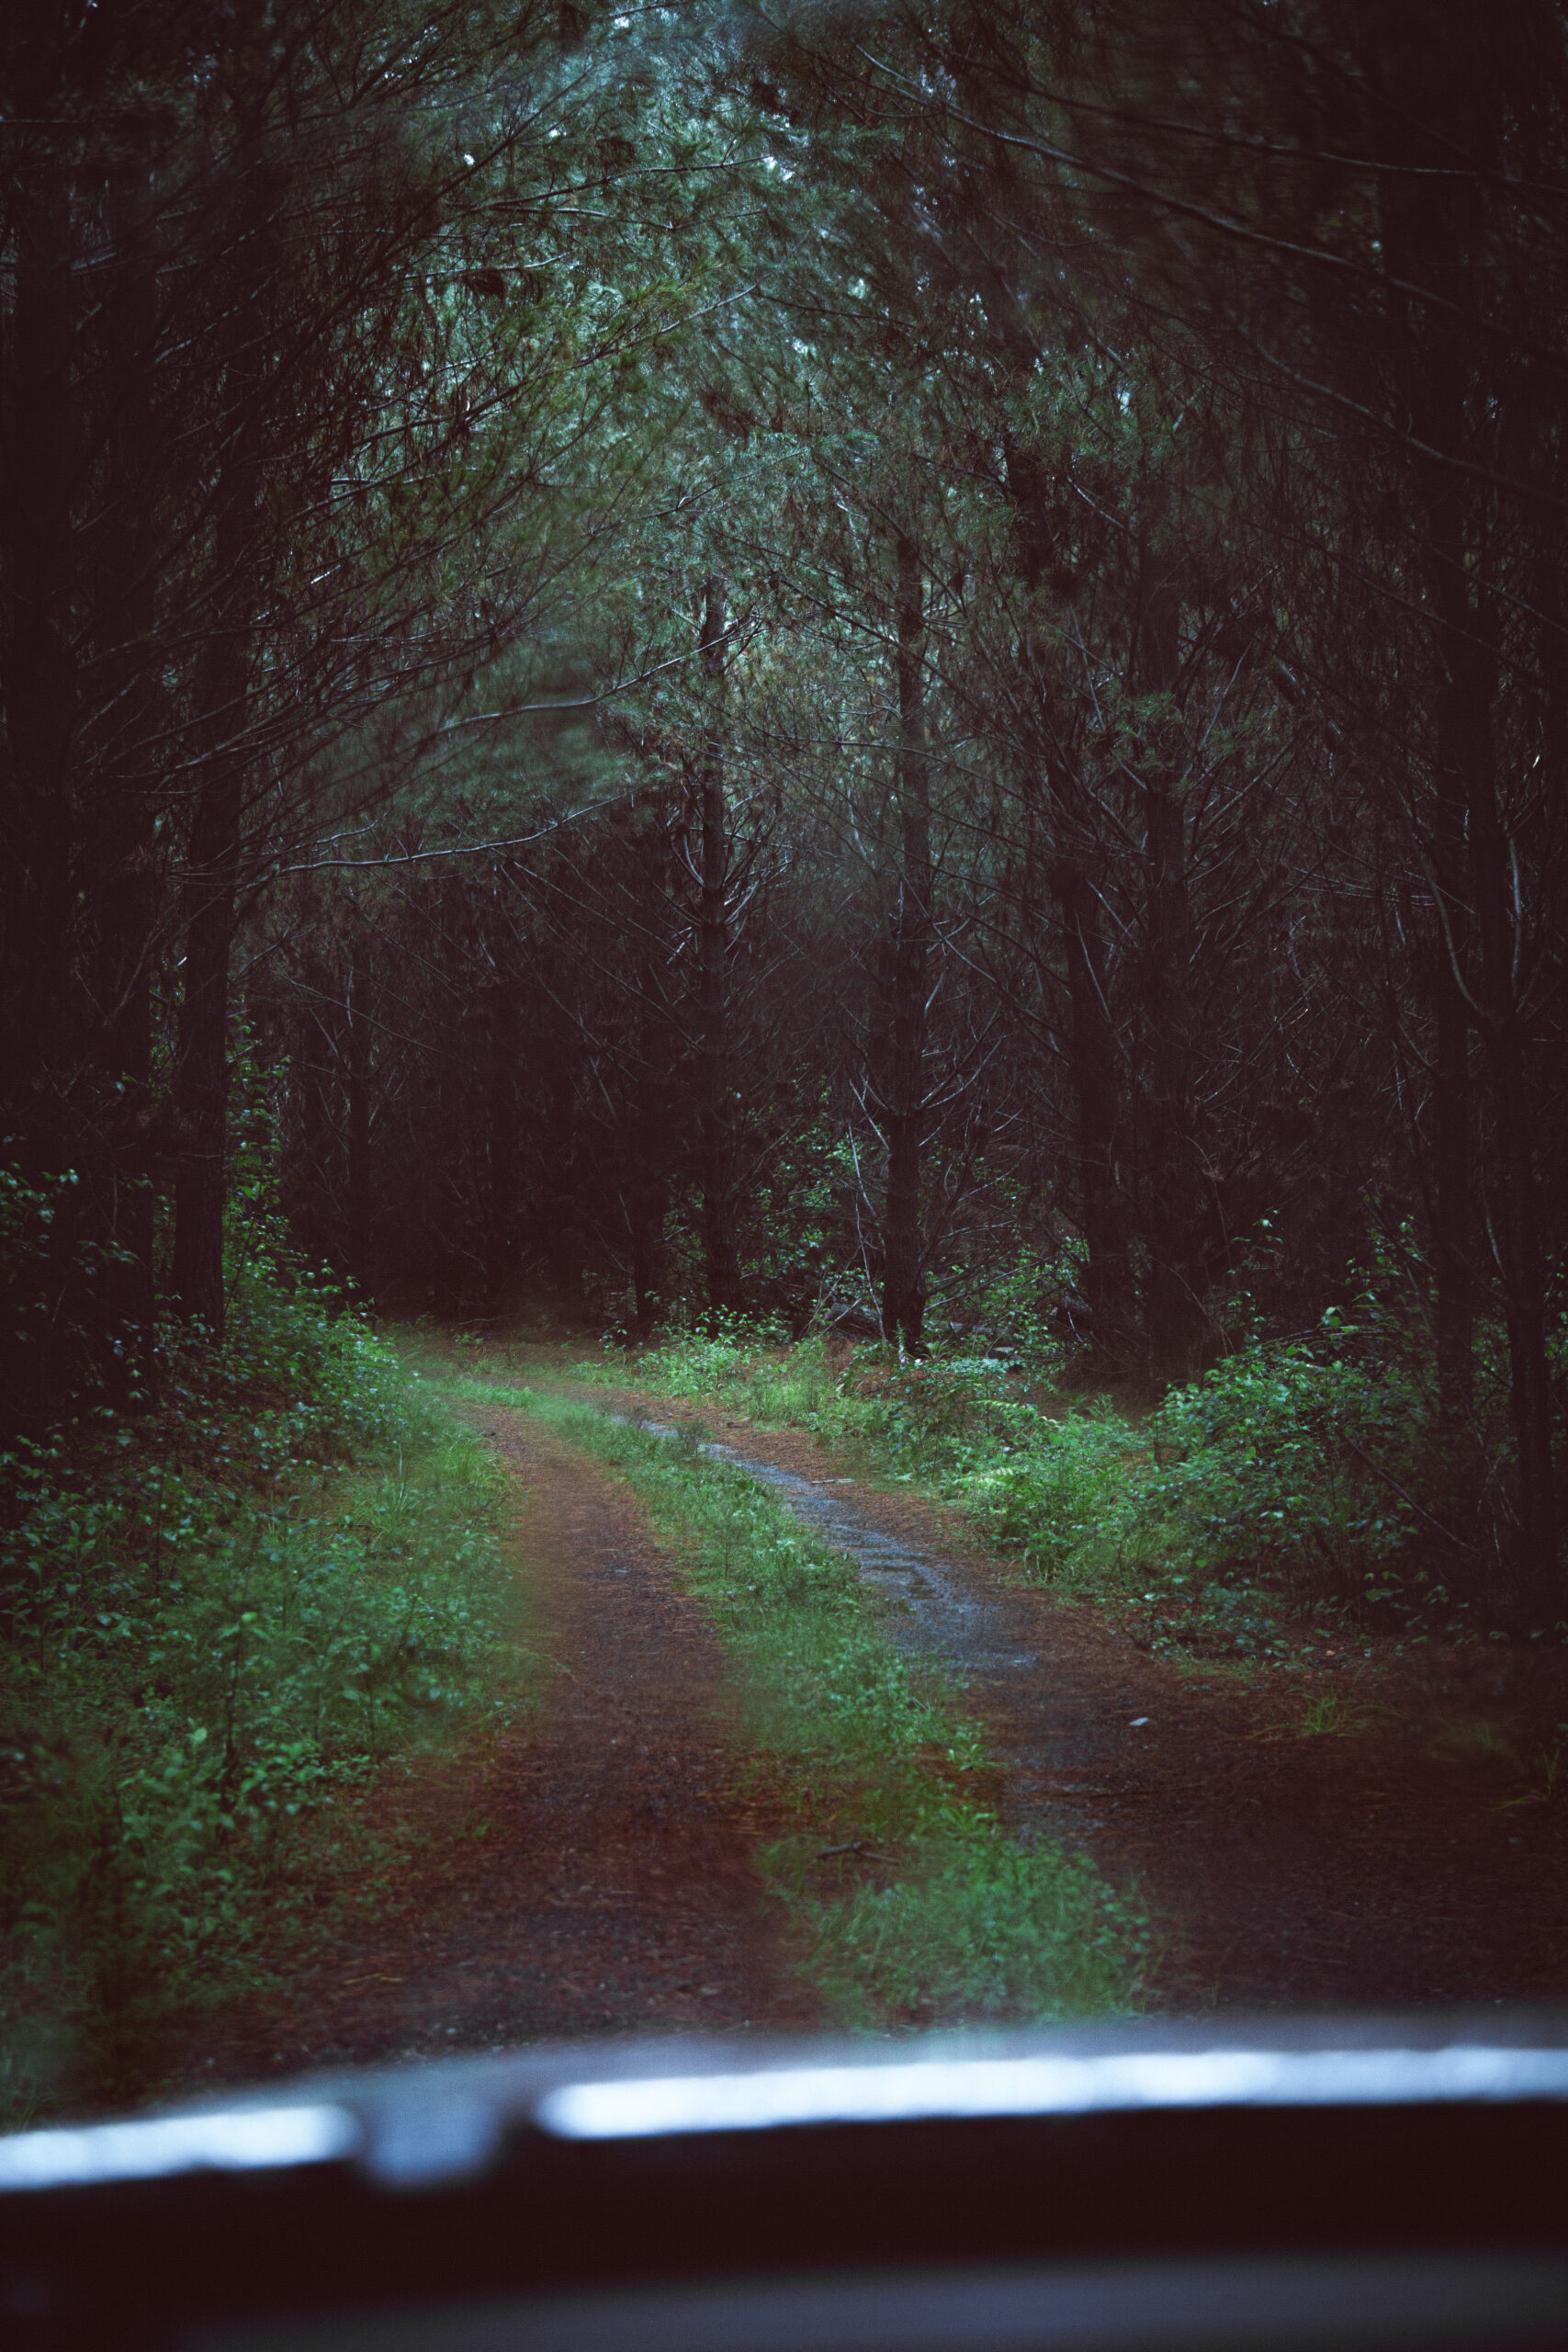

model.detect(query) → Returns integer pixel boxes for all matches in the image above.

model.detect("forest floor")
[172,1336,1568,2094]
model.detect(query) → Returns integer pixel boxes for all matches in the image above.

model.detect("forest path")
[177,1406,818,2092]
[514,1352,1568,2018]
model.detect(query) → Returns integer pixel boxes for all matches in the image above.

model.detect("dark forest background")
[5,0,1567,1618]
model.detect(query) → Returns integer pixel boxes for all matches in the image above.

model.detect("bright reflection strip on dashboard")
[0,2103,361,2192]
[536,2046,1568,2141]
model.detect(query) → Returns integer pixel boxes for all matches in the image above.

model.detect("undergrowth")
[0,1268,524,2127]
[441,1375,1154,2030]
[568,1309,1508,1666]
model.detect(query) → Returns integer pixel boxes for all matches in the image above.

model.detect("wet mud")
[170,1362,1568,2102]
[597,1391,1568,2017]
[174,1413,818,2094]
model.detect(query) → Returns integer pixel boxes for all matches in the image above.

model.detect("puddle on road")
[701,1440,1032,1673]
[613,1412,1130,1857]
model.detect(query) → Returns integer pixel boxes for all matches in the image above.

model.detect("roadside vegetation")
[437,1374,1156,2029]
[564,1242,1561,1679]
[0,1234,523,2129]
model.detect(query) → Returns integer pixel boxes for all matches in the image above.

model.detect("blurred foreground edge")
[3,2010,1567,2351]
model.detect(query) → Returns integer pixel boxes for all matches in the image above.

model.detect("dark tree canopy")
[5,0,1566,1613]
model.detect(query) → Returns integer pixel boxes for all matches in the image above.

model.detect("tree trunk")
[546,1063,581,1304]
[1,185,76,1104]
[631,820,676,1337]
[1417,333,1557,1606]
[345,936,373,1293]
[172,158,276,1340]
[171,736,243,1335]
[1428,745,1476,1433]
[485,957,520,1310]
[94,187,162,1405]
[171,523,251,1335]
[1135,543,1199,1367]
[1442,578,1557,1610]
[881,534,931,1354]
[695,575,740,1321]
[293,934,333,1269]
[0,185,87,1433]
[1381,72,1559,1606]
[1053,850,1131,1354]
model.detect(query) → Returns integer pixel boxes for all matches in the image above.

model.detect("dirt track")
[512,1351,1568,2017]
[660,1405,1568,2014]
[175,1361,1568,2096]
[178,1409,817,2091]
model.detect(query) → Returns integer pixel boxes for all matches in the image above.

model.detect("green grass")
[0,1288,529,2126]
[569,1331,1153,1597]
[440,1376,1155,2030]
[570,1325,1456,1663]
[1292,1690,1385,1738]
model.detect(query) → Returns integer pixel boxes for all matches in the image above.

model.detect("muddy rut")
[182,1412,817,2090]
[664,1408,1568,2014]
[181,1369,1567,2095]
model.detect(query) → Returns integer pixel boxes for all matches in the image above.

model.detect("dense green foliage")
[6,0,1565,1605]
[587,1283,1524,1659]
[0,1268,520,2124]
[446,1377,1153,2025]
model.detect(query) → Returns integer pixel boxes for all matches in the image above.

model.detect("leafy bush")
[624,1324,759,1400]
[964,1410,1142,1584]
[0,1272,519,2122]
[851,1357,1044,1482]
[932,1241,1077,1382]
[1143,1334,1426,1591]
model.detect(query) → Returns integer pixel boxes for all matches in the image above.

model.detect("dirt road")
[182,1410,817,2090]
[177,1364,1566,2097]
[652,1404,1568,2014]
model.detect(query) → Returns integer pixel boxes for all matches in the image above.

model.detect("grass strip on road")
[562,1329,1408,1677]
[441,1375,1155,2031]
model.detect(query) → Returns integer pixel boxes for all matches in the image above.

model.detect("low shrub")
[1144,1336,1425,1590]
[593,1306,1476,1649]
[0,1275,520,2123]
[964,1411,1142,1586]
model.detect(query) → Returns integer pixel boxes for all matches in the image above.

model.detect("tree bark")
[1428,736,1476,1433]
[1135,541,1199,1367]
[0,184,84,1434]
[1053,849,1131,1353]
[1439,572,1557,1610]
[631,807,676,1336]
[546,1063,581,1304]
[171,726,243,1335]
[1406,221,1558,1603]
[94,187,161,1404]
[881,534,931,1354]
[695,575,740,1321]
[171,512,252,1335]
[345,934,373,1293]
[1375,42,1559,1606]
[485,952,520,1310]
[171,157,276,1339]
[296,956,334,1271]
[1,184,76,1103]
